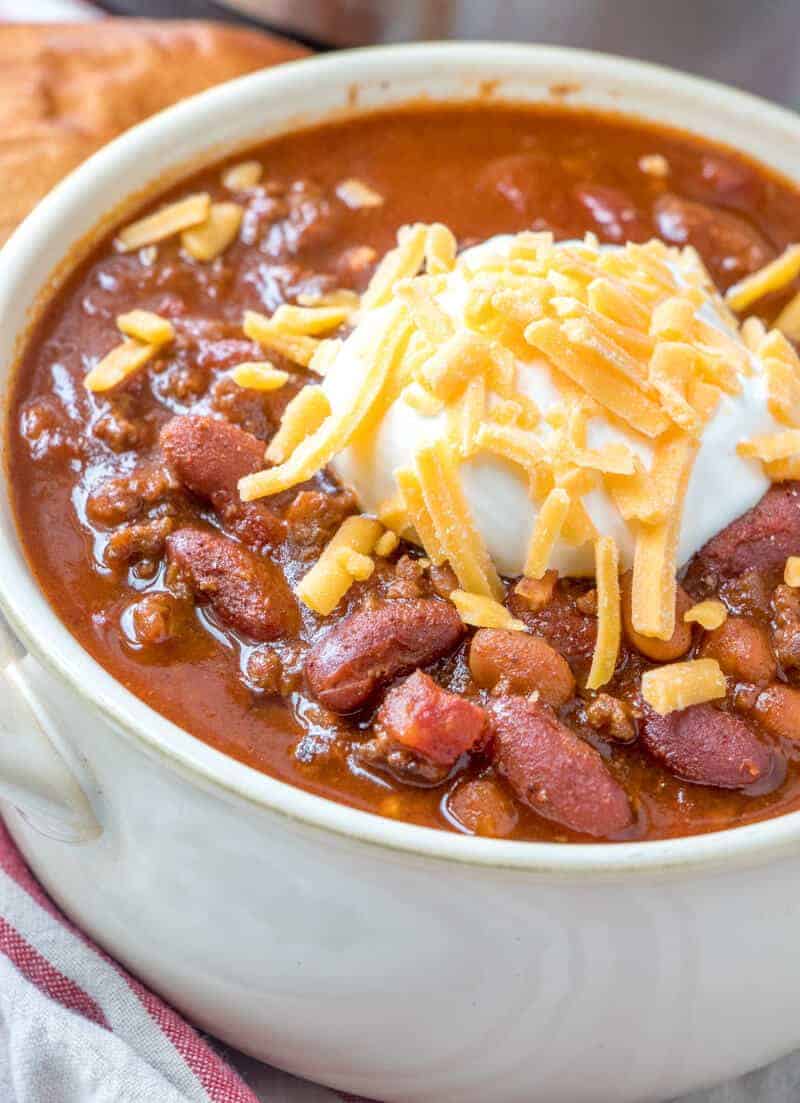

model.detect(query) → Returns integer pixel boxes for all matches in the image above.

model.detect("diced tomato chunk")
[375,670,488,768]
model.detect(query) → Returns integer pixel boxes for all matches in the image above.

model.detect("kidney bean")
[507,585,597,675]
[305,598,465,713]
[374,670,488,768]
[641,703,773,789]
[446,776,519,838]
[161,414,263,496]
[755,684,800,740]
[160,415,284,548]
[166,527,298,641]
[489,696,633,838]
[476,153,576,230]
[700,616,776,685]
[620,572,692,662]
[469,628,575,707]
[689,482,800,581]
[654,194,772,281]
[575,185,649,243]
[695,156,763,209]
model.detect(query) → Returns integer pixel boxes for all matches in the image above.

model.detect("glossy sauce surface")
[8,104,800,842]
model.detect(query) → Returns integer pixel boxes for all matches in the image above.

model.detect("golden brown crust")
[0,20,307,244]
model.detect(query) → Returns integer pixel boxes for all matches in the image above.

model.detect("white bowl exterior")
[3,44,800,1101]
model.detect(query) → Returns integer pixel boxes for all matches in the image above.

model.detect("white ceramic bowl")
[3,44,800,1103]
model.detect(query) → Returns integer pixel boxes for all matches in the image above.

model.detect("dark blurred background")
[99,0,799,104]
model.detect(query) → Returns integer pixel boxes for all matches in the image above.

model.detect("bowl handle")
[0,609,102,843]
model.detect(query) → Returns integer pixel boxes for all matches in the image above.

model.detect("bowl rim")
[4,39,800,877]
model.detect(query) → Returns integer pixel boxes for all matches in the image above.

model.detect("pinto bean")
[160,415,284,548]
[166,527,298,641]
[641,703,773,789]
[689,482,800,581]
[305,598,465,713]
[374,670,488,768]
[620,572,692,661]
[700,617,776,684]
[755,684,800,740]
[446,776,519,838]
[469,628,575,707]
[654,194,772,281]
[489,696,633,838]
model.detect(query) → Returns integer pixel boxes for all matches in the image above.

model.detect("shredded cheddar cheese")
[334,546,375,581]
[182,202,243,262]
[117,194,211,252]
[393,468,443,560]
[523,488,570,579]
[741,315,767,351]
[632,432,698,641]
[725,244,800,312]
[84,340,156,392]
[415,440,503,599]
[525,318,671,437]
[450,590,526,631]
[240,304,411,499]
[269,303,353,335]
[785,557,800,587]
[243,309,320,368]
[375,530,400,557]
[223,161,262,190]
[296,516,383,614]
[401,381,445,416]
[265,385,330,465]
[425,223,458,274]
[336,178,384,209]
[586,537,621,690]
[641,658,727,715]
[639,153,670,177]
[231,362,289,391]
[225,221,800,649]
[738,429,800,463]
[116,309,174,347]
[776,291,800,342]
[360,223,428,312]
[378,491,413,538]
[684,600,728,630]
[297,288,361,310]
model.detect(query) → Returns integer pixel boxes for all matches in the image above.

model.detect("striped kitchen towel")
[0,819,371,1103]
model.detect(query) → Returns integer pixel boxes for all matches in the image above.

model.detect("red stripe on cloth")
[0,821,259,1103]
[0,915,109,1028]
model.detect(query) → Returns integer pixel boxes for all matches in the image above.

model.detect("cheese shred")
[450,590,526,631]
[296,516,383,615]
[586,537,621,690]
[684,600,728,630]
[641,658,727,715]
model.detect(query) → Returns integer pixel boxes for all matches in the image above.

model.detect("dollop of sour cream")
[324,235,778,578]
